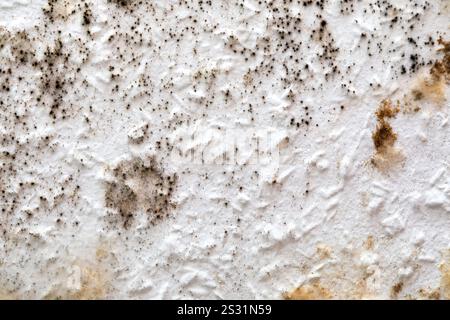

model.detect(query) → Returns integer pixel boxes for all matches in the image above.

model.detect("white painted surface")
[0,0,449,299]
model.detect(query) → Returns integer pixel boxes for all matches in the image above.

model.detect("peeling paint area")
[0,0,449,299]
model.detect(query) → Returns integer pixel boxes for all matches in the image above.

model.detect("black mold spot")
[105,156,177,229]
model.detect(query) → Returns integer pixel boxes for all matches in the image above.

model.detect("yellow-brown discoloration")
[364,235,375,250]
[284,245,450,300]
[439,253,450,299]
[418,288,441,300]
[44,243,115,300]
[43,261,111,300]
[411,38,449,104]
[283,239,450,300]
[283,282,333,300]
[283,240,378,300]
[243,70,253,87]
[411,76,446,104]
[0,291,17,300]
[417,251,450,300]
[67,266,108,300]
[41,243,115,300]
[316,244,332,259]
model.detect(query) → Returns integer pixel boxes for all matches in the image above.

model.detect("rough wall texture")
[0,0,449,299]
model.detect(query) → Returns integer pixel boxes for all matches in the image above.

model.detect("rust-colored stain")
[372,99,399,151]
[373,121,397,151]
[390,282,404,299]
[374,100,400,120]
[283,282,333,300]
[371,99,403,170]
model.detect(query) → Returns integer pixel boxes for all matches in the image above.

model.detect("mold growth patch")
[42,0,75,22]
[107,0,136,11]
[104,156,177,229]
[390,282,404,299]
[411,38,449,104]
[433,38,450,81]
[0,28,36,64]
[371,99,403,170]
[108,0,132,5]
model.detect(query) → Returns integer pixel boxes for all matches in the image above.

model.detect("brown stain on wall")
[1,241,117,300]
[364,235,375,250]
[282,238,450,300]
[372,99,399,151]
[316,244,332,259]
[390,282,404,299]
[411,38,449,104]
[373,121,397,151]
[417,251,450,300]
[371,99,403,170]
[43,264,109,300]
[283,281,333,300]
[43,0,75,22]
[412,76,446,104]
[283,279,381,300]
[433,39,450,80]
[67,266,107,300]
[283,239,376,300]
[440,253,450,299]
[418,288,441,300]
[283,246,450,300]
[43,243,116,300]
